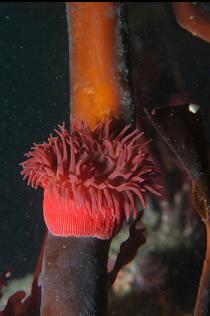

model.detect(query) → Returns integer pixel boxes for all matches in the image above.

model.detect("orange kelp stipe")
[68,3,125,128]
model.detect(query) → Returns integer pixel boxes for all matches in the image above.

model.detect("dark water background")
[0,2,69,276]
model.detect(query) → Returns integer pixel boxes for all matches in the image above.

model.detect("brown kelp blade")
[145,105,209,182]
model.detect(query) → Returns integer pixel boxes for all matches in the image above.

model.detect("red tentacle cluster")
[21,120,161,239]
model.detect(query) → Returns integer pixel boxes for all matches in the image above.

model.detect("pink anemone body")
[21,120,161,239]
